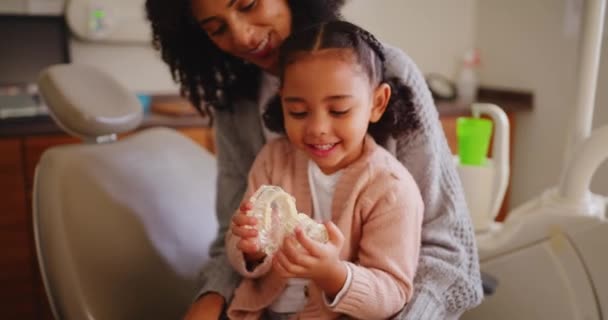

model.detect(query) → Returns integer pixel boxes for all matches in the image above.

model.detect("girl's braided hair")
[145,0,346,116]
[263,20,421,144]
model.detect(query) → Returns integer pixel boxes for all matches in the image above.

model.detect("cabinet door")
[0,138,36,319]
[440,116,459,154]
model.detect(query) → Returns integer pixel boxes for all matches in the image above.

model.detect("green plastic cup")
[457,117,493,166]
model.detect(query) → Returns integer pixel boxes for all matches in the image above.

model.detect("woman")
[145,0,483,319]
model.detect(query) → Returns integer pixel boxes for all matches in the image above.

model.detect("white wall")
[592,17,608,196]
[0,0,64,14]
[342,0,477,80]
[345,0,608,206]
[69,39,177,94]
[476,0,608,207]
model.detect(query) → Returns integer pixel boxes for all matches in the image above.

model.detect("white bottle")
[457,49,480,106]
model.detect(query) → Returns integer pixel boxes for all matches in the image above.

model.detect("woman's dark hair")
[145,0,346,116]
[263,20,420,144]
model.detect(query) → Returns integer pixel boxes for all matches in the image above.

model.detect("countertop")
[435,87,533,116]
[0,111,210,137]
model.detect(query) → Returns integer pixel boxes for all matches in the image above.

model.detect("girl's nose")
[306,115,329,137]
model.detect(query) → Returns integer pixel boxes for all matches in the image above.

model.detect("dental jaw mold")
[247,185,329,255]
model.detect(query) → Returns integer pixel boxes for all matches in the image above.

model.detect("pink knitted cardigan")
[226,136,423,319]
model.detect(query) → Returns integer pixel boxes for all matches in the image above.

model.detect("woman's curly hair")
[145,0,346,116]
[263,20,421,145]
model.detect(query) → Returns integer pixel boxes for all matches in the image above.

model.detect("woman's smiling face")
[191,0,292,73]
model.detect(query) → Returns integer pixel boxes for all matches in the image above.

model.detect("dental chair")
[33,64,218,319]
[463,0,608,319]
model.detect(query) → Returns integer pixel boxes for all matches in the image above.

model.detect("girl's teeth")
[314,144,334,150]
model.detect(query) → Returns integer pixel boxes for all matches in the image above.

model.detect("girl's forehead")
[283,48,368,81]
[288,48,357,64]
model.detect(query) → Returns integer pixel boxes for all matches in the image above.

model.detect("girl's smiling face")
[280,49,390,174]
[191,0,292,73]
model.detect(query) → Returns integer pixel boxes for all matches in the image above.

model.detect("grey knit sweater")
[196,45,483,319]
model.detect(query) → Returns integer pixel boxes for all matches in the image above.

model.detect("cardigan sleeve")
[331,175,424,319]
[383,44,483,319]
[225,142,277,279]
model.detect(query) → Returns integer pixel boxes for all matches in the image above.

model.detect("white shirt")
[307,161,353,308]
[269,161,352,312]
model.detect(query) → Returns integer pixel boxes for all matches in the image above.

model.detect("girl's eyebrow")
[282,96,306,103]
[198,0,238,25]
[324,95,353,102]
[283,95,353,103]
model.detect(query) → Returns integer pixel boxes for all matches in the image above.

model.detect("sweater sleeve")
[383,45,484,319]
[193,110,248,302]
[331,177,424,319]
[225,142,277,279]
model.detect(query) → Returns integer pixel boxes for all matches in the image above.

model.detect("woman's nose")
[230,20,256,50]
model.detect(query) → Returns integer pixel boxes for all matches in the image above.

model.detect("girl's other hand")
[231,201,265,262]
[272,221,347,298]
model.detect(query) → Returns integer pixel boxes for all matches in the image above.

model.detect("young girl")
[225,21,424,320]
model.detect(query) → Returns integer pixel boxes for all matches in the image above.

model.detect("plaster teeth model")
[248,185,329,255]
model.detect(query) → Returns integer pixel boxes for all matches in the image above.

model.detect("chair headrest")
[38,64,143,140]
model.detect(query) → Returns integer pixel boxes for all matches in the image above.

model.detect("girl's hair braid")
[353,27,386,62]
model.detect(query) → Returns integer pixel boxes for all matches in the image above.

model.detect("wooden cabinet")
[0,139,37,319]
[0,127,214,319]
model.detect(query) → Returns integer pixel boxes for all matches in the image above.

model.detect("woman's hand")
[231,201,266,262]
[272,221,348,298]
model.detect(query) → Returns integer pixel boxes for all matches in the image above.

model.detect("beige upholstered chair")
[33,64,218,319]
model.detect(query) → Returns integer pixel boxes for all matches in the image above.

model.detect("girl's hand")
[272,221,348,298]
[231,201,265,262]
